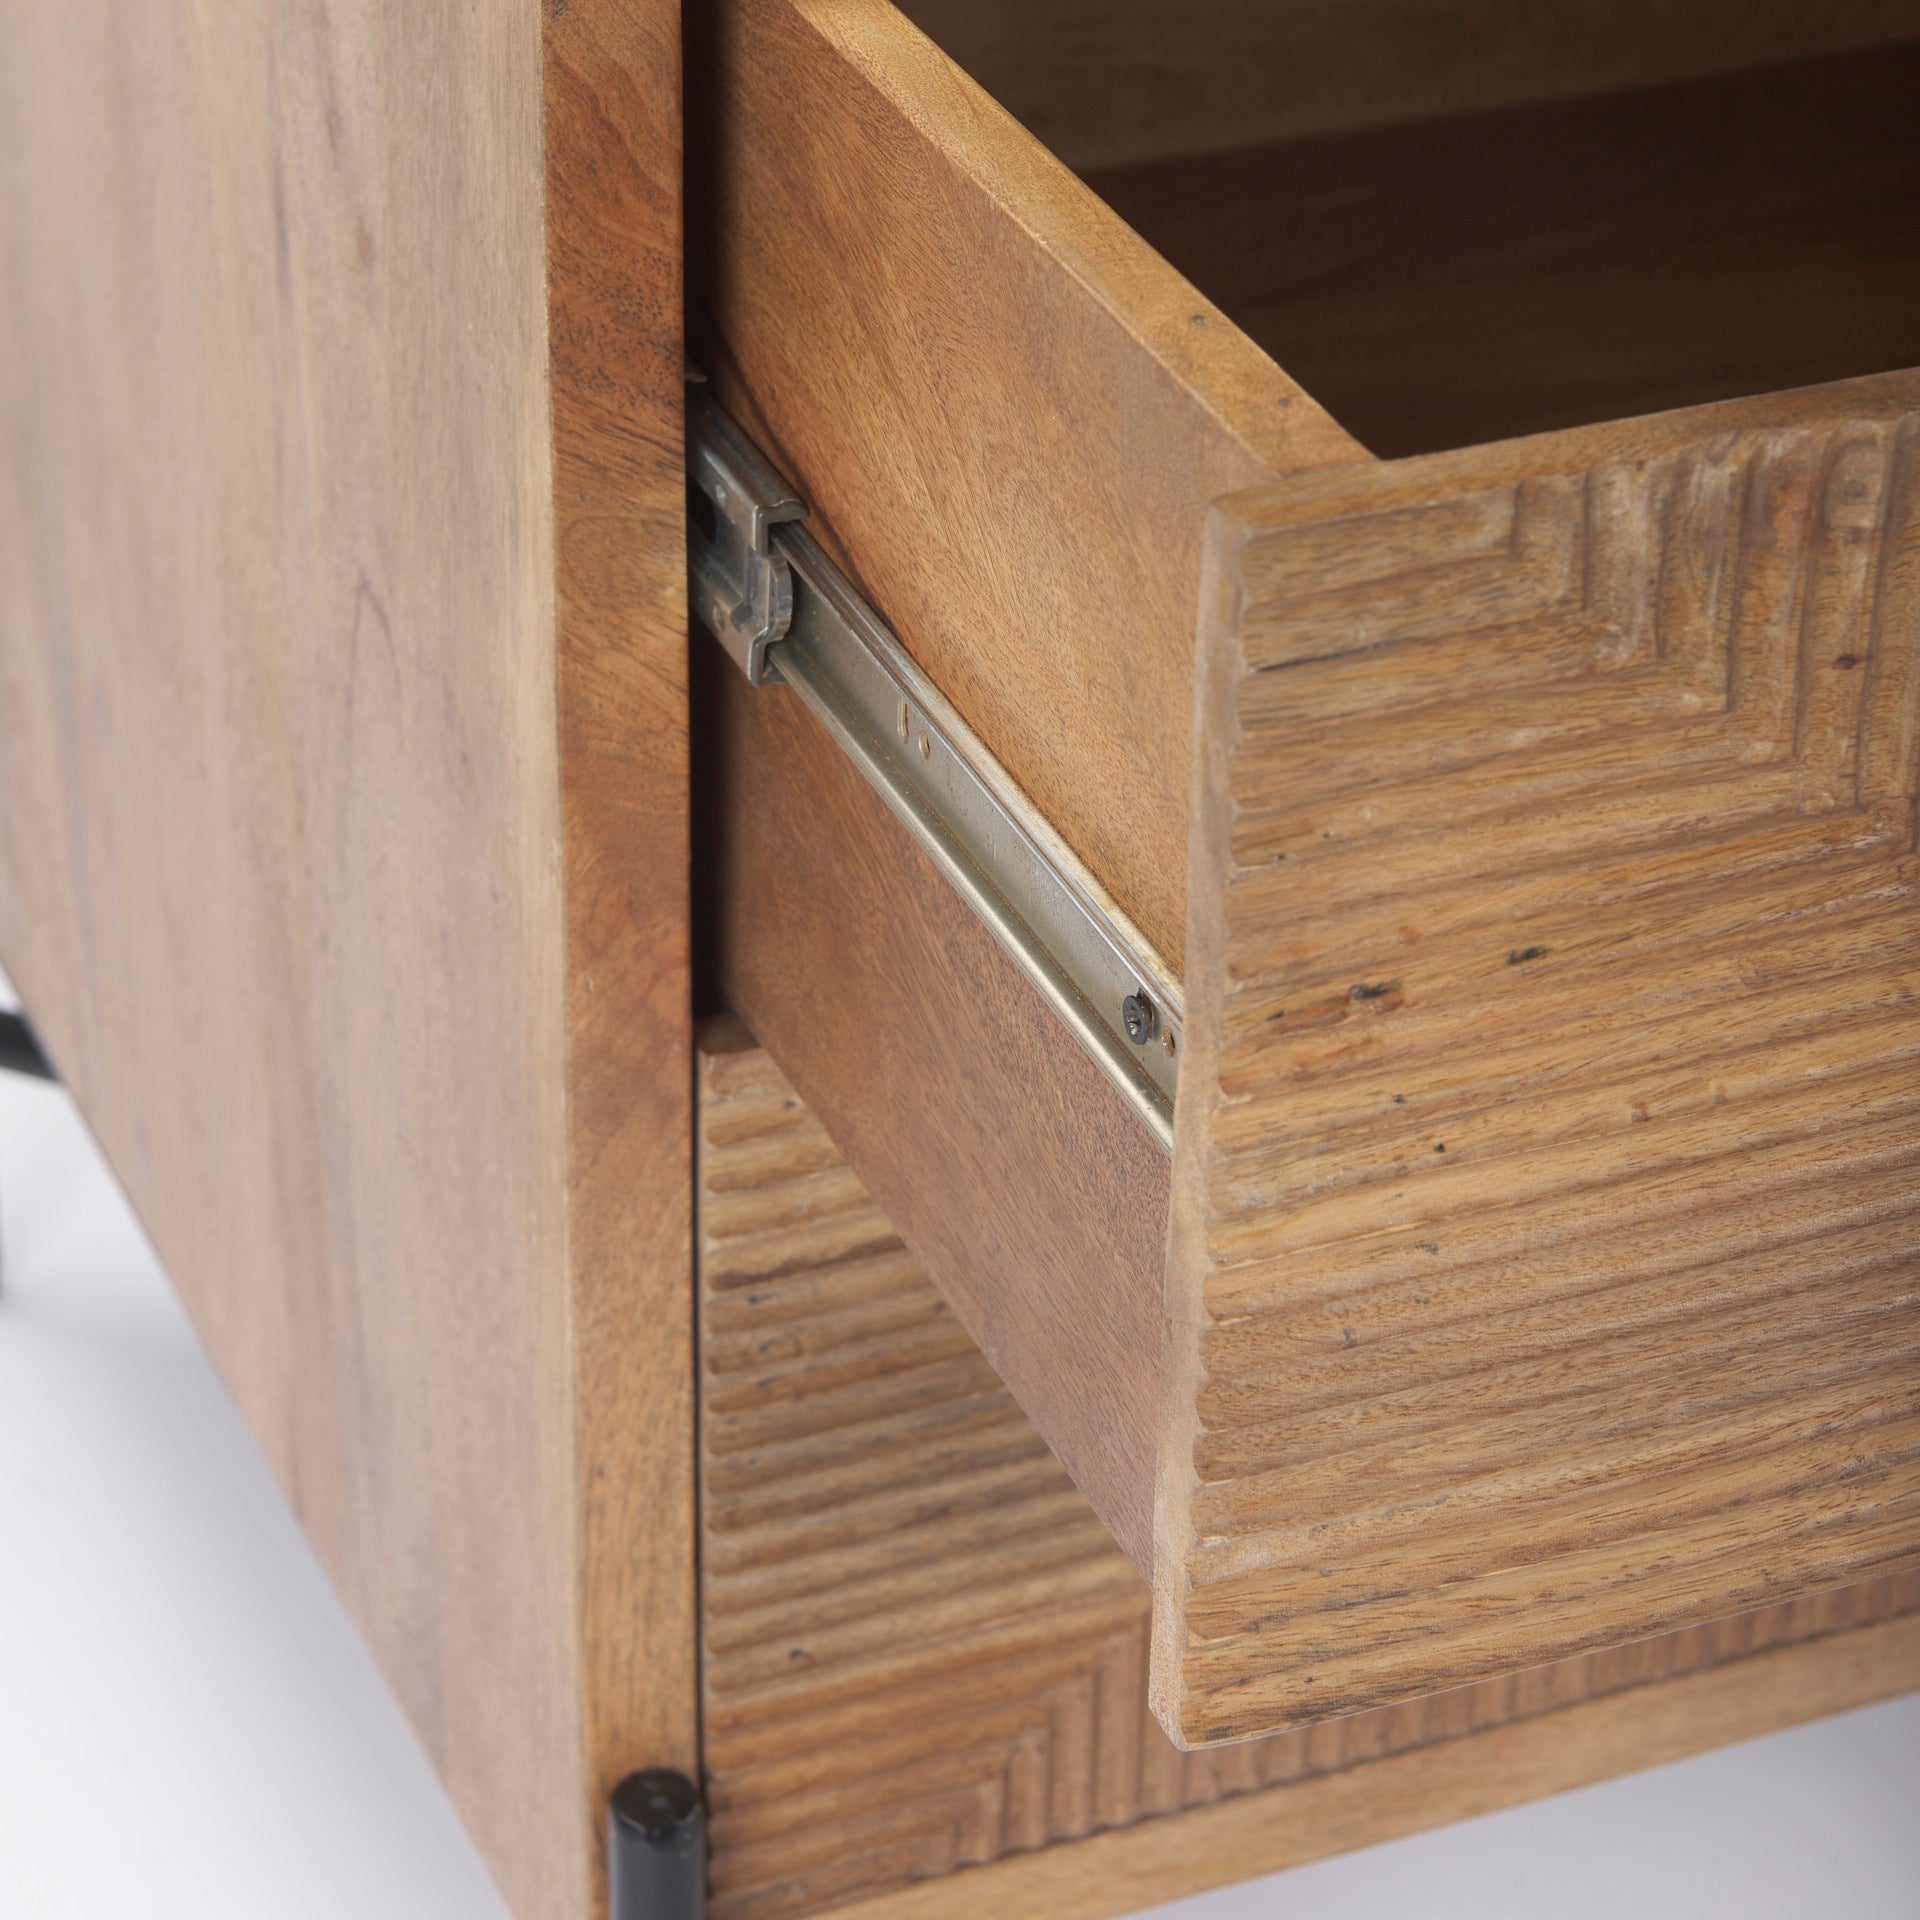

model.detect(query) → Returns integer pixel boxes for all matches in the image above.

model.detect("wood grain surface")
[1161,372,1920,1746]
[897,0,1920,173]
[697,1028,1920,1920]
[0,5,578,1913]
[1091,43,1920,458]
[809,1608,1920,1920]
[0,6,693,1916]
[699,653,1170,1564]
[688,0,1366,968]
[543,0,700,1891]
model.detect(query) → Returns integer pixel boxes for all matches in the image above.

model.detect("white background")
[2,993,1916,1920]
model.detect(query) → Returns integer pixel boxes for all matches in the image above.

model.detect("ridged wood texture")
[1160,375,1920,1746]
[697,1030,1920,1920]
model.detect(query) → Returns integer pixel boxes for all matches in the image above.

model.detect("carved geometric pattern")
[699,1024,1920,1919]
[1162,398,1920,1745]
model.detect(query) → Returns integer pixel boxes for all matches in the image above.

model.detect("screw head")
[610,1768,701,1842]
[1122,991,1157,1046]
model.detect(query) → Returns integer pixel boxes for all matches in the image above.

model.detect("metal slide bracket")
[688,400,806,687]
[687,391,1181,1152]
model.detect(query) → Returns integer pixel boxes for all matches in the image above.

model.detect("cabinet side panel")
[0,5,582,1914]
[1161,372,1920,1745]
[543,0,701,1864]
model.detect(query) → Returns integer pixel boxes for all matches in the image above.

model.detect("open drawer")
[686,0,1920,1748]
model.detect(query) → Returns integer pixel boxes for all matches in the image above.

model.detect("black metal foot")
[609,1770,704,1920]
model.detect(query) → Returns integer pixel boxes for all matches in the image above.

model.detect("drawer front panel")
[1164,379,1920,1743]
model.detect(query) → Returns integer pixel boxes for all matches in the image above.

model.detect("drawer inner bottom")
[1084,42,1920,457]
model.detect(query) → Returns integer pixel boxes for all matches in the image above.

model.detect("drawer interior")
[1089,43,1920,457]
[895,0,1920,172]
[901,12,1920,459]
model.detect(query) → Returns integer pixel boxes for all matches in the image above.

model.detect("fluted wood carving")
[698,1029,1919,1919]
[1160,401,1920,1745]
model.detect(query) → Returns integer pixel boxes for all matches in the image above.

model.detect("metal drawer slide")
[688,391,1180,1150]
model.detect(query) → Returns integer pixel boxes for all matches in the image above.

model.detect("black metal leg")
[0,1009,59,1299]
[609,1771,704,1920]
[0,1011,54,1081]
